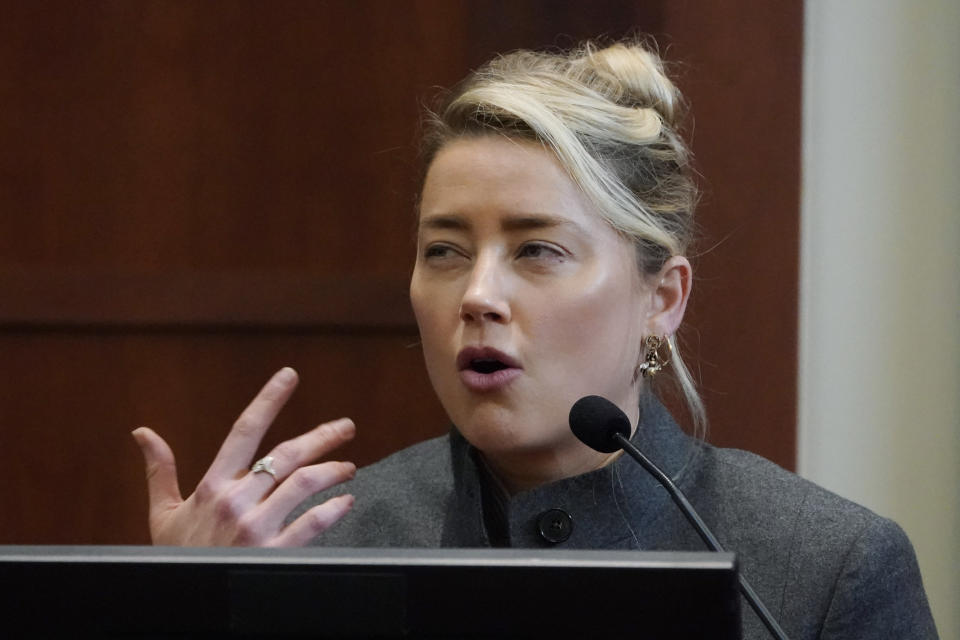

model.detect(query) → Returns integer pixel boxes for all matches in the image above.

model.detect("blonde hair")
[420,39,706,438]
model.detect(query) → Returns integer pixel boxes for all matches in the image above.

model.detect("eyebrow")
[418,213,584,234]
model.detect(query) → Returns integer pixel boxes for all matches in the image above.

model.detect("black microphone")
[569,395,790,640]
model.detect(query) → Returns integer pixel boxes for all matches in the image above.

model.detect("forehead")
[419,136,602,231]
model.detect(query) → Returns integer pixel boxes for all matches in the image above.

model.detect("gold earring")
[638,335,672,378]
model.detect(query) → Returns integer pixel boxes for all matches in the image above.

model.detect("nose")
[459,254,511,324]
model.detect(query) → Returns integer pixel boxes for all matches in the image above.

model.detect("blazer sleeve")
[819,517,938,639]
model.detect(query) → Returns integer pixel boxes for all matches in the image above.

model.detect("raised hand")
[131,367,356,546]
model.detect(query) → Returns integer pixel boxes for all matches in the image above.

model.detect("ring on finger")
[251,455,278,480]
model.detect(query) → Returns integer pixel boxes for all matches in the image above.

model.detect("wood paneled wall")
[0,0,801,544]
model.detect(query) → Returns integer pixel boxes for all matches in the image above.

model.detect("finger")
[243,418,356,498]
[265,494,355,547]
[254,460,356,528]
[131,427,183,513]
[207,367,299,479]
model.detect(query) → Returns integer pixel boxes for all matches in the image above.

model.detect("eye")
[423,243,465,261]
[516,242,564,260]
[424,244,449,258]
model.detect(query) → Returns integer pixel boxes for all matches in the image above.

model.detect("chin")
[453,407,565,457]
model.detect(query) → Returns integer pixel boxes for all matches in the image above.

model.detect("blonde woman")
[133,41,936,639]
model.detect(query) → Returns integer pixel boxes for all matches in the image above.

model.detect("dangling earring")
[637,335,672,379]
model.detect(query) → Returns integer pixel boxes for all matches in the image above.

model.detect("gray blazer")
[296,397,938,639]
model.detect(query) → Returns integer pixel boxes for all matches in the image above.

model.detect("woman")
[132,41,936,638]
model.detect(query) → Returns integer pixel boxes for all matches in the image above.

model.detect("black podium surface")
[1,546,741,638]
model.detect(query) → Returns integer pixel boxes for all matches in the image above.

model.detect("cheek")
[410,276,458,371]
[535,273,646,382]
[410,270,440,333]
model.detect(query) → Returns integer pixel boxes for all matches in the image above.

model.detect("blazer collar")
[442,393,701,549]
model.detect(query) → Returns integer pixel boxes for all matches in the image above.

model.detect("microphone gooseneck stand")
[569,395,790,640]
[611,432,790,640]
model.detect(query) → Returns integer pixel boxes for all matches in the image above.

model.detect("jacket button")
[536,509,573,543]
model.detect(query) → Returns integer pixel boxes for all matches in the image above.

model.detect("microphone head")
[569,395,631,453]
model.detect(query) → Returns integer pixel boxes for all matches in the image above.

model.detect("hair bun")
[582,42,681,128]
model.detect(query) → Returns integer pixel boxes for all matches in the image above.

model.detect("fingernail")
[326,419,345,436]
[277,367,296,383]
[336,418,356,436]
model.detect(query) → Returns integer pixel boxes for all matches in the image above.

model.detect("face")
[410,136,655,478]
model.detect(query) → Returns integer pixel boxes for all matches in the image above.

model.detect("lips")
[456,346,522,392]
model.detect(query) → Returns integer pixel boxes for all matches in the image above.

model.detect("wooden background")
[0,0,801,544]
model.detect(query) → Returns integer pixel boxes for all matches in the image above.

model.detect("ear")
[645,256,692,336]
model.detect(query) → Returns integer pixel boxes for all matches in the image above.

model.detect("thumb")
[131,427,183,514]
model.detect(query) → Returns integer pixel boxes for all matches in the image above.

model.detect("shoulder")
[689,446,936,639]
[818,513,938,638]
[694,446,878,537]
[697,446,919,567]
[297,434,455,547]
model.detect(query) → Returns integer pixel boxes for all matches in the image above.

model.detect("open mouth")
[456,346,521,373]
[469,358,510,374]
[457,347,522,391]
